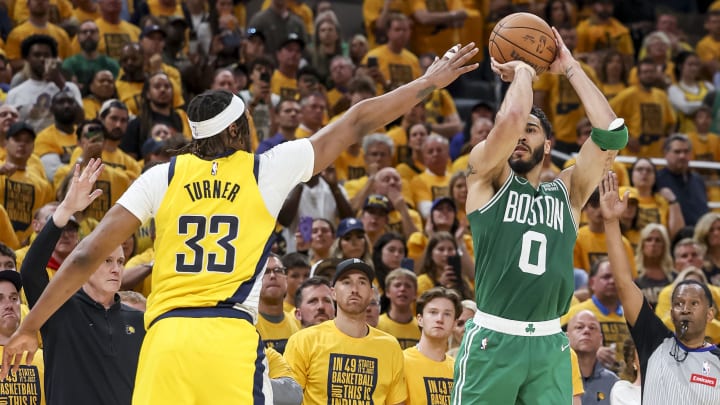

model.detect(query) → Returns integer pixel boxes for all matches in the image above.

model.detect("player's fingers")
[10,352,21,376]
[458,63,480,75]
[25,350,34,366]
[87,189,104,203]
[0,350,9,380]
[453,46,479,67]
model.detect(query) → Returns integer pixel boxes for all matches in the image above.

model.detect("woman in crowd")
[416,232,473,300]
[330,217,373,265]
[634,223,675,307]
[449,171,468,230]
[371,232,407,311]
[597,50,628,100]
[668,51,714,133]
[629,157,685,239]
[693,212,720,285]
[310,11,346,84]
[610,338,641,404]
[406,197,473,264]
[82,70,116,119]
[395,122,430,182]
[629,31,675,87]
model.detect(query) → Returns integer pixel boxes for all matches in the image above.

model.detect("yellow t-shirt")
[609,86,677,158]
[409,0,463,56]
[396,159,426,183]
[424,89,458,126]
[13,0,71,23]
[73,6,100,24]
[5,21,72,60]
[284,320,407,405]
[403,346,454,405]
[386,125,411,165]
[627,62,676,88]
[0,205,20,249]
[256,313,300,354]
[334,148,365,183]
[125,247,155,298]
[575,17,635,56]
[570,348,584,397]
[386,207,423,237]
[271,70,298,101]
[34,125,77,160]
[343,175,414,206]
[0,348,45,405]
[573,225,638,278]
[635,194,670,233]
[376,314,421,349]
[601,82,627,100]
[362,0,414,48]
[116,63,185,110]
[0,149,46,181]
[410,170,451,212]
[0,170,54,243]
[363,45,422,89]
[697,35,720,66]
[533,62,600,144]
[70,18,141,60]
[266,346,293,380]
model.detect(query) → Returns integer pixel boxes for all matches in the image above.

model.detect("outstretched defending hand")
[60,158,105,214]
[422,43,479,89]
[599,171,628,222]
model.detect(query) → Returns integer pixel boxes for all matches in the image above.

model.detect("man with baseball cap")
[248,0,307,55]
[1,122,54,244]
[285,258,407,404]
[271,33,305,99]
[361,194,391,245]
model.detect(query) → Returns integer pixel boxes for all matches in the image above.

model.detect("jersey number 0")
[518,230,547,275]
[176,215,239,273]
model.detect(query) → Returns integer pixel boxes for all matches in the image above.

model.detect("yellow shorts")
[132,316,271,404]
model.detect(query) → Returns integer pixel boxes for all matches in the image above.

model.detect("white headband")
[188,95,246,139]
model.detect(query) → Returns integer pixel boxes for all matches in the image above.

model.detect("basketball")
[489,13,557,74]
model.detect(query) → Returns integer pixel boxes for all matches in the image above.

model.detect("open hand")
[58,158,105,214]
[0,328,38,381]
[599,171,627,222]
[423,43,479,89]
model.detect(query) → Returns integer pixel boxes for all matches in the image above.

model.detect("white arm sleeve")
[257,139,315,217]
[116,163,169,223]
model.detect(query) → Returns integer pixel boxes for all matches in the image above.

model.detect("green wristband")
[590,125,629,151]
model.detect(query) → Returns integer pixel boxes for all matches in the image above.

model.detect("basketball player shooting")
[451,26,628,404]
[0,43,478,404]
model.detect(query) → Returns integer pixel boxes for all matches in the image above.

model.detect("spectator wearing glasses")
[256,254,300,355]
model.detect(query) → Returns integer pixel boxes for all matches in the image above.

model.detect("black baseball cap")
[332,258,375,285]
[0,270,22,292]
[279,32,305,50]
[6,122,36,140]
[246,27,266,42]
[140,24,166,39]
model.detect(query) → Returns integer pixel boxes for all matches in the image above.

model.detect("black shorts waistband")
[149,306,253,328]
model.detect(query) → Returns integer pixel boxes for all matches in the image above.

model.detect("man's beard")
[54,110,77,126]
[106,128,124,141]
[80,39,98,53]
[508,145,545,175]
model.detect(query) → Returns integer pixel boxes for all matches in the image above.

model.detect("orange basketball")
[489,13,557,74]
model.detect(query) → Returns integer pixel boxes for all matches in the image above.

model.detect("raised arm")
[599,171,643,326]
[464,58,536,212]
[309,44,478,174]
[551,27,626,212]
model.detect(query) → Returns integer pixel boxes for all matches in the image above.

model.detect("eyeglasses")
[265,266,287,276]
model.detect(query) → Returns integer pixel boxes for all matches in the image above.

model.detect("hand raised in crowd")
[422,43,479,89]
[386,182,405,210]
[438,265,458,289]
[599,171,628,223]
[320,166,338,188]
[43,57,65,89]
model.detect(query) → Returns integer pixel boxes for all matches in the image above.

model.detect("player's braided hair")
[173,90,250,159]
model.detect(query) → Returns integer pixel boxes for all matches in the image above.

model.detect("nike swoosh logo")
[561,344,570,352]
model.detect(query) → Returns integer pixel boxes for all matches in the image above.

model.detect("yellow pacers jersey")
[255,313,300,354]
[403,346,454,405]
[148,152,276,328]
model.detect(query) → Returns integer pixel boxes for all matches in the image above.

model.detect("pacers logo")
[423,377,453,405]
[328,354,378,404]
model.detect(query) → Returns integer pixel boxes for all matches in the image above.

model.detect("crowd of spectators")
[1,0,720,403]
